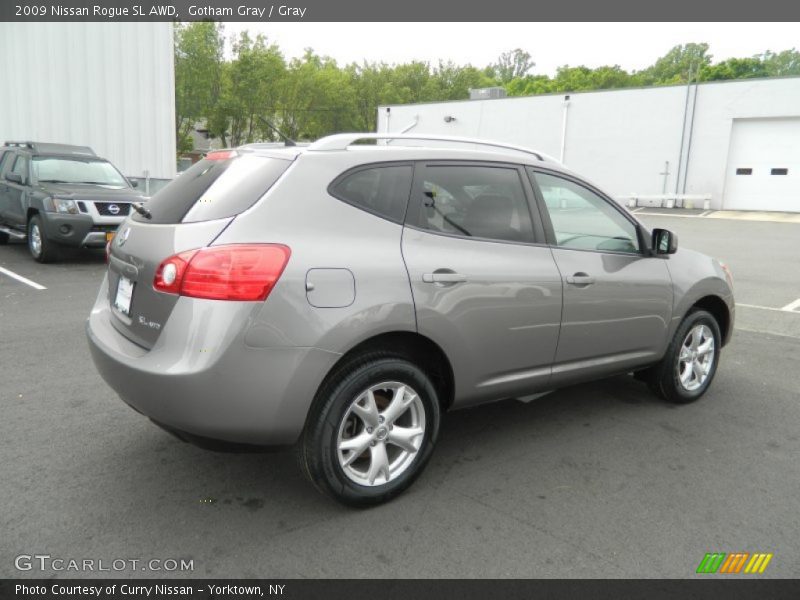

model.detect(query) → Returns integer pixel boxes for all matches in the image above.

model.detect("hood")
[38,182,147,202]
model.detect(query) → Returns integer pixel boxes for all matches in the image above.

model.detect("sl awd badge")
[138,316,162,330]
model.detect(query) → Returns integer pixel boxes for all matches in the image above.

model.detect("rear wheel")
[298,355,441,506]
[647,309,721,404]
[28,215,59,263]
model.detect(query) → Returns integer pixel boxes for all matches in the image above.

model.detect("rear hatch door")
[106,151,292,349]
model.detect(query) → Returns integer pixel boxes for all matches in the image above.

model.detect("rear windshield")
[133,154,291,224]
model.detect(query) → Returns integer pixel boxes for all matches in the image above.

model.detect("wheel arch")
[319,330,456,411]
[690,294,732,346]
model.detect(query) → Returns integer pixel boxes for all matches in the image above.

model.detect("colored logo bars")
[696,552,773,574]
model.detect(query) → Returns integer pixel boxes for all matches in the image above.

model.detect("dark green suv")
[0,141,147,262]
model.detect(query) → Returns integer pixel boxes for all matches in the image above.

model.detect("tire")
[647,309,721,404]
[0,231,9,245]
[28,214,59,263]
[298,354,441,507]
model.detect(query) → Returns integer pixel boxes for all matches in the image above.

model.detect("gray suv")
[0,141,146,262]
[87,134,734,506]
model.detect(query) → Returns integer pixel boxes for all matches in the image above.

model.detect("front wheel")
[648,309,721,404]
[298,355,441,506]
[28,215,59,263]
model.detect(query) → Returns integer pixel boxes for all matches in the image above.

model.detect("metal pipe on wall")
[560,95,571,163]
[674,65,694,195]
[682,81,700,194]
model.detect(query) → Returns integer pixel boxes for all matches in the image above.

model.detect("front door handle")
[422,271,467,284]
[566,272,595,286]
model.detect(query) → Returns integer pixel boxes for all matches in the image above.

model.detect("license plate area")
[114,276,134,316]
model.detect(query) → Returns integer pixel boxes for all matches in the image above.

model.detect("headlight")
[53,198,79,214]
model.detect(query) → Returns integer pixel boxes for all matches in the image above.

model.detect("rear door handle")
[422,272,467,284]
[566,273,595,286]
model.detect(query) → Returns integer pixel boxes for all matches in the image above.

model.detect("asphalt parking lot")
[1,212,799,579]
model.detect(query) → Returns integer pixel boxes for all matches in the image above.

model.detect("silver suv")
[87,134,734,506]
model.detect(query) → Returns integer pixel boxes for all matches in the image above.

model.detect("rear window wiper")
[132,202,152,220]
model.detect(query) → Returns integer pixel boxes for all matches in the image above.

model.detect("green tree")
[757,48,800,76]
[346,62,409,131]
[491,49,535,84]
[506,74,554,96]
[279,50,358,140]
[174,22,224,154]
[423,61,496,101]
[639,43,712,84]
[700,57,768,81]
[220,31,287,146]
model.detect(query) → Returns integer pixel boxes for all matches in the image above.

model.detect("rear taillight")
[153,244,290,301]
[153,249,197,295]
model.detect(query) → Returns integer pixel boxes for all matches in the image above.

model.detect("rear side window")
[134,154,291,224]
[329,165,413,223]
[412,165,535,244]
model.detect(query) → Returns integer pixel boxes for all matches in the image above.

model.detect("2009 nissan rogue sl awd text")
[87,134,734,506]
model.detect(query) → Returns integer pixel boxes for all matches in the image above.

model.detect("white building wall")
[378,77,800,211]
[683,78,800,209]
[0,23,176,180]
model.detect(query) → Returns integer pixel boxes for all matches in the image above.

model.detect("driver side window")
[532,171,639,254]
[11,155,29,183]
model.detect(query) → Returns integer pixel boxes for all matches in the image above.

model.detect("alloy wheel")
[676,323,715,392]
[336,382,426,486]
[29,223,42,257]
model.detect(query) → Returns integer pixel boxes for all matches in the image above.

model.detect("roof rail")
[3,141,96,156]
[307,133,558,163]
[4,141,36,150]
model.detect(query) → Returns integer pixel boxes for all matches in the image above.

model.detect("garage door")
[723,117,800,212]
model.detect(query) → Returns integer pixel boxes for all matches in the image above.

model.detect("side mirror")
[129,179,139,188]
[5,172,23,184]
[652,228,678,255]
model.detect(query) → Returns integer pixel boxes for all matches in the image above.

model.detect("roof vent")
[468,87,507,100]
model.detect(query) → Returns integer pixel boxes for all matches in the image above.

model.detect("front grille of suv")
[94,202,131,216]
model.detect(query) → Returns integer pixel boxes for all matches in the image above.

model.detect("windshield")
[32,157,129,188]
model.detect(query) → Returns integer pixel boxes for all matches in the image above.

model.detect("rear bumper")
[85,277,341,445]
[41,212,121,247]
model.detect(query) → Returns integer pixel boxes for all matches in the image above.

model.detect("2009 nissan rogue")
[86,134,734,506]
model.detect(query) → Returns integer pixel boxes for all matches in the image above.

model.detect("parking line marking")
[737,302,800,314]
[0,266,47,290]
[780,298,800,312]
